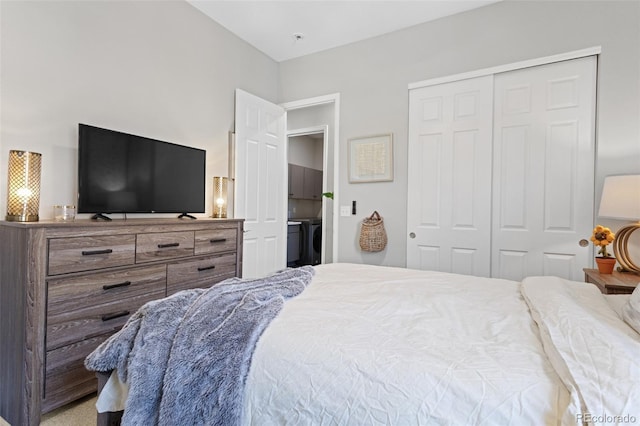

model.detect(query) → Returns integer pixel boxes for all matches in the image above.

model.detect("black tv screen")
[78,124,205,215]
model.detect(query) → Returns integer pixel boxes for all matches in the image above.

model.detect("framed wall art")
[348,133,393,183]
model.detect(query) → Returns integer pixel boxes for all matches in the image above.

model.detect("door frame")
[287,125,329,263]
[409,46,601,90]
[281,93,341,261]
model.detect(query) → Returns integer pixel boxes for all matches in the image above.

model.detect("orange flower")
[591,225,615,257]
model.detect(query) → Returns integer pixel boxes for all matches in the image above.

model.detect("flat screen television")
[78,124,206,219]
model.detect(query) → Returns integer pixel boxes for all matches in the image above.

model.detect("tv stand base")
[92,213,112,221]
[178,213,197,220]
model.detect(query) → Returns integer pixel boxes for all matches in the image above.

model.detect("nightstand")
[583,268,639,295]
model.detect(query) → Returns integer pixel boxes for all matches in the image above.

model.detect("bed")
[86,263,640,425]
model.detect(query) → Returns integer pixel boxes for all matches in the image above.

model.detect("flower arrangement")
[591,225,615,257]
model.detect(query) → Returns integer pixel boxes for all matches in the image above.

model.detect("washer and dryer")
[298,218,322,266]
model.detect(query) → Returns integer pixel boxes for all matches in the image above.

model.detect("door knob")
[409,232,416,239]
[578,239,589,247]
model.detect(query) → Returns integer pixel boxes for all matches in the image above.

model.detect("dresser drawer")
[195,228,238,255]
[43,334,110,412]
[167,253,237,295]
[48,235,136,276]
[136,231,194,263]
[46,265,166,350]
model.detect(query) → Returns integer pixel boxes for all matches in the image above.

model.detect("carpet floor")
[40,395,97,426]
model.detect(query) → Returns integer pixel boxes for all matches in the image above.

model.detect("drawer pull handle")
[197,265,216,272]
[82,249,113,256]
[103,281,132,291]
[209,238,227,243]
[158,243,179,249]
[101,310,130,322]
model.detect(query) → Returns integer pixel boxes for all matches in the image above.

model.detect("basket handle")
[369,211,381,220]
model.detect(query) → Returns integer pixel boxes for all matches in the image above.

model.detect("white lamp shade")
[598,174,640,220]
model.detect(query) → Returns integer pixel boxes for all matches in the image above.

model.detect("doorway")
[282,94,340,264]
[234,90,339,275]
[287,128,327,265]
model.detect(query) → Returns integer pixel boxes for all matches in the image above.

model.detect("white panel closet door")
[407,76,494,276]
[235,89,287,278]
[492,56,596,281]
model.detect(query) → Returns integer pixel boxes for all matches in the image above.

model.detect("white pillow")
[622,284,640,334]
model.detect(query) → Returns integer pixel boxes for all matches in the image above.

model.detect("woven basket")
[359,211,387,252]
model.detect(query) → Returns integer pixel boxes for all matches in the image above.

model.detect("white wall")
[289,135,322,170]
[2,0,638,268]
[278,0,640,267]
[0,0,278,219]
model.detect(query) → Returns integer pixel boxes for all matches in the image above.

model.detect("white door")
[235,89,287,278]
[407,76,494,276]
[492,57,596,281]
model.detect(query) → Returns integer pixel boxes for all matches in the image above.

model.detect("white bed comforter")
[244,263,602,426]
[99,263,640,425]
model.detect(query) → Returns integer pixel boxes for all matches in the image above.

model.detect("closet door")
[492,57,596,281]
[406,76,494,276]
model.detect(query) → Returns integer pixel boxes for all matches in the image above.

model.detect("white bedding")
[522,277,640,425]
[98,263,640,425]
[605,294,631,319]
[244,264,574,425]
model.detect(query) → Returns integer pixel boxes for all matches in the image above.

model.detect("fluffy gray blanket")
[85,266,315,426]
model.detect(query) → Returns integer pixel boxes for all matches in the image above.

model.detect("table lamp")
[213,176,228,218]
[598,174,640,273]
[5,150,42,222]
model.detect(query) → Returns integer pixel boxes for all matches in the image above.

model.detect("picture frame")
[348,133,394,183]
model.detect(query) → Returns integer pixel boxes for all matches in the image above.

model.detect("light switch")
[340,206,351,216]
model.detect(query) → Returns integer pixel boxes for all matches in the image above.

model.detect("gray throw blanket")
[85,266,315,426]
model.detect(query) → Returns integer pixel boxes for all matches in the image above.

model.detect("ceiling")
[187,1,501,62]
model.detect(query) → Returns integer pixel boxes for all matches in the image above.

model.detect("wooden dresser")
[0,218,243,426]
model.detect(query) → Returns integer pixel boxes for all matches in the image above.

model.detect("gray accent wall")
[0,0,278,220]
[278,0,640,267]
